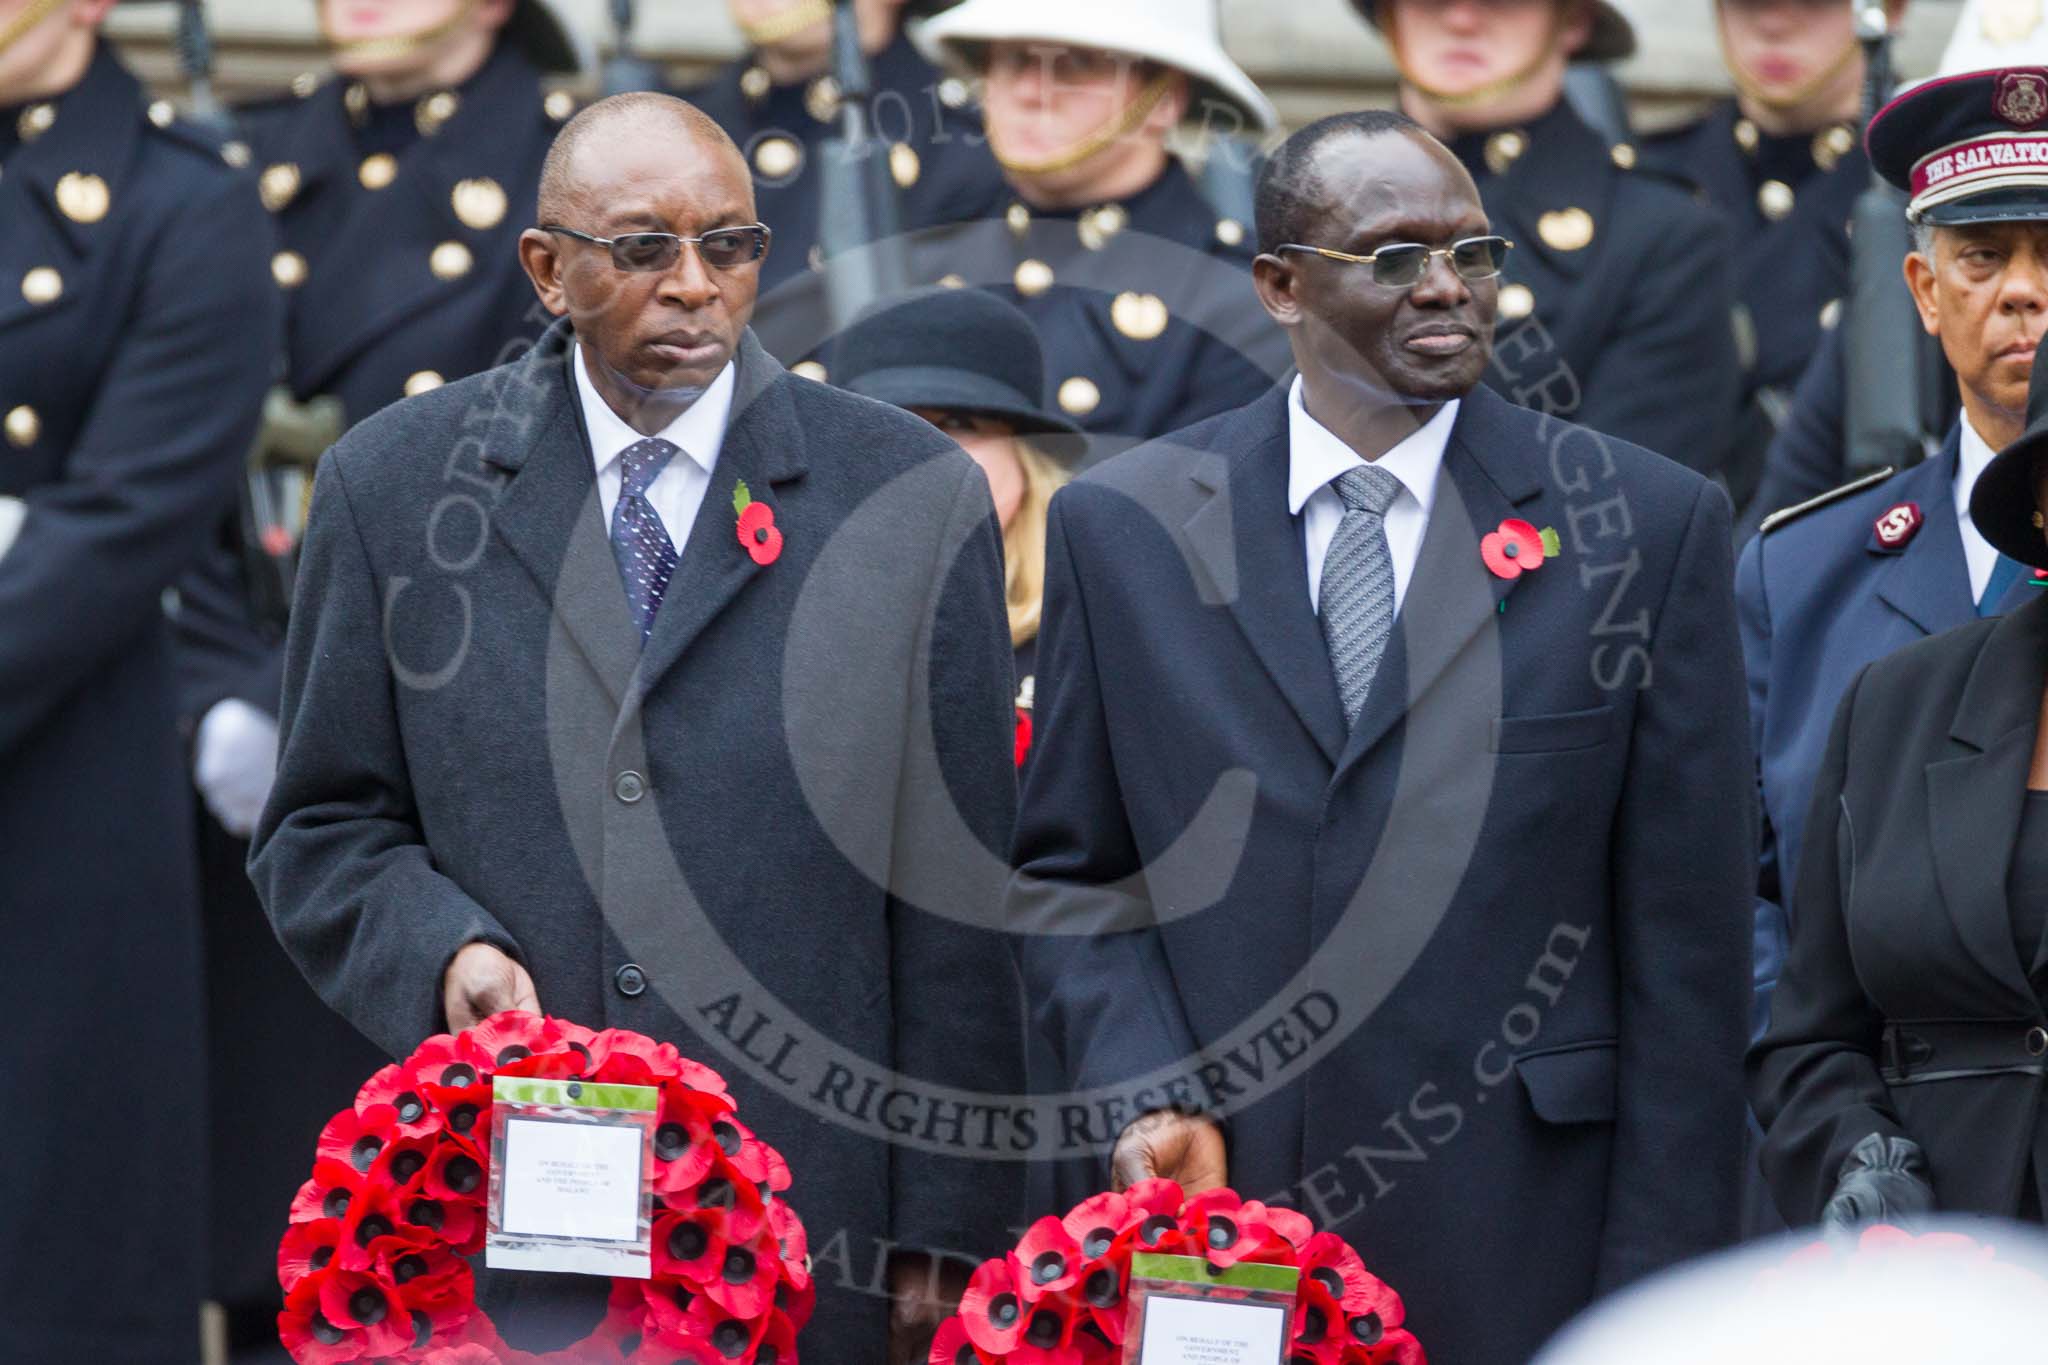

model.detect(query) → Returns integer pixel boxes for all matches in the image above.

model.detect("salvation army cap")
[1868,67,2048,224]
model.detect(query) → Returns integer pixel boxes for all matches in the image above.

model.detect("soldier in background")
[688,0,1007,301]
[900,0,1293,456]
[0,0,277,1358]
[165,2,584,1355]
[1643,1,1909,511]
[1353,0,1745,479]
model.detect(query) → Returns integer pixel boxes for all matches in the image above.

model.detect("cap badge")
[1997,71,2048,128]
[1873,501,1924,550]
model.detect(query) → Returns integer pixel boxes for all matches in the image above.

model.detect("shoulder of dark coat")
[1756,464,1902,538]
[781,373,977,481]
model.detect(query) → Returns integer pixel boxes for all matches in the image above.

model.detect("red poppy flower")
[290,1158,365,1225]
[710,1115,773,1185]
[396,1183,483,1255]
[737,500,783,567]
[421,1135,489,1206]
[652,1096,719,1196]
[929,1316,993,1365]
[368,1133,439,1194]
[404,1033,487,1091]
[680,1159,769,1241]
[1009,1296,1080,1364]
[773,1273,817,1334]
[466,1010,559,1070]
[768,1199,810,1288]
[586,1029,686,1088]
[1011,1215,1083,1302]
[1480,517,1545,580]
[1263,1204,1314,1254]
[1076,1256,1128,1344]
[353,1064,443,1142]
[1122,1178,1189,1255]
[1301,1232,1403,1324]
[381,1241,471,1310]
[318,1268,415,1359]
[317,1105,400,1177]
[418,1075,492,1147]
[653,1208,727,1284]
[1288,1278,1349,1365]
[1181,1188,1268,1267]
[279,1273,370,1365]
[419,1347,499,1365]
[1349,1324,1425,1365]
[278,1219,343,1294]
[492,1047,586,1081]
[701,1230,781,1318]
[336,1181,429,1273]
[760,1139,793,1195]
[1014,707,1034,767]
[961,1257,1029,1354]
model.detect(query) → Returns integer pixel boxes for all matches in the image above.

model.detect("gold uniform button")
[805,76,842,124]
[937,273,966,289]
[4,405,39,448]
[451,177,508,230]
[1537,207,1595,252]
[1819,297,1843,330]
[291,71,320,99]
[430,241,473,280]
[20,267,62,306]
[1610,142,1637,170]
[939,77,970,110]
[1814,123,1856,173]
[1058,376,1101,417]
[1498,282,1536,320]
[344,82,369,124]
[753,136,803,180]
[221,140,252,169]
[18,103,54,142]
[791,360,829,383]
[260,162,302,213]
[740,66,772,101]
[147,100,175,129]
[404,370,445,397]
[1733,117,1760,154]
[415,90,460,137]
[1006,202,1032,236]
[1014,259,1055,296]
[889,142,921,189]
[358,153,398,191]
[1078,203,1126,251]
[1215,217,1245,248]
[544,90,577,122]
[271,251,308,289]
[1111,291,1169,341]
[1484,130,1526,176]
[55,172,109,224]
[1758,179,1796,221]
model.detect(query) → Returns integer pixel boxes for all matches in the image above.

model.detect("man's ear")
[1903,242,1941,339]
[519,229,569,317]
[478,0,518,33]
[1557,0,1597,59]
[1143,73,1191,140]
[1252,252,1303,328]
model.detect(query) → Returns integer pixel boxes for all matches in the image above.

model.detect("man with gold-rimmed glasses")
[1351,0,1744,482]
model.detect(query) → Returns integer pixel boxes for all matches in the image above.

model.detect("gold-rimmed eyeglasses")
[1276,235,1514,289]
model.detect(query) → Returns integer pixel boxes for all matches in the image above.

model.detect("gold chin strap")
[1381,0,1571,110]
[738,0,834,49]
[0,0,67,61]
[322,0,480,65]
[1719,22,1863,117]
[990,70,1178,178]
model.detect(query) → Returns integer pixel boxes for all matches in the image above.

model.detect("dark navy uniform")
[1446,101,1743,477]
[686,30,1008,299]
[169,36,577,1341]
[0,43,277,1362]
[1644,102,1865,506]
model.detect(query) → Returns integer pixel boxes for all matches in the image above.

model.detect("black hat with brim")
[1351,0,1636,65]
[833,286,1087,461]
[1971,338,2048,571]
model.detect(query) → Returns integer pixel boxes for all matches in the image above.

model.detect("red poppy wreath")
[277,1013,812,1364]
[928,1182,1425,1365]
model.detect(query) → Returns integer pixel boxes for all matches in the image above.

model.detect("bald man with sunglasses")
[252,93,1026,1362]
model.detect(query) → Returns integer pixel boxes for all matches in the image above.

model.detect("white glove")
[195,698,279,839]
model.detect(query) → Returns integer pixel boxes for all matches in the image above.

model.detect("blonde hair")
[1003,438,1071,649]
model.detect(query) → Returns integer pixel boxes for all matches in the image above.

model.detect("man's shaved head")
[538,92,749,226]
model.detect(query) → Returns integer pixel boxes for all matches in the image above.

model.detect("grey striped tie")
[1319,464,1404,726]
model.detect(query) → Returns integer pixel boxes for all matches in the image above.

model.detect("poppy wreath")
[277,1013,813,1364]
[928,1181,1425,1365]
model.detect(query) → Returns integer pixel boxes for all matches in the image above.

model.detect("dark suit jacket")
[0,43,277,1362]
[249,320,1024,1357]
[1013,382,1753,1365]
[1753,590,2048,1222]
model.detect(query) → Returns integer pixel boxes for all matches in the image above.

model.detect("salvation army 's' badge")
[1996,71,2048,128]
[1873,502,1924,551]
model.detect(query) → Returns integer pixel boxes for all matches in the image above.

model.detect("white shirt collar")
[573,340,734,477]
[1286,375,1454,519]
[1956,413,2000,520]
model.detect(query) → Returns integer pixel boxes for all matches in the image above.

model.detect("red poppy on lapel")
[734,479,784,566]
[1480,518,1548,580]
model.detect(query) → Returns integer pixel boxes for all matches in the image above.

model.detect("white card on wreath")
[1136,1292,1290,1365]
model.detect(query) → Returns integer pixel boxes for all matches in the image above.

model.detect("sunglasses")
[542,223,772,273]
[1277,235,1514,289]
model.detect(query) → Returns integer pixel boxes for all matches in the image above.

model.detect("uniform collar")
[1719,99,1864,185]
[1285,373,1452,522]
[1,43,142,260]
[1446,99,1613,278]
[1000,157,1217,255]
[732,30,932,125]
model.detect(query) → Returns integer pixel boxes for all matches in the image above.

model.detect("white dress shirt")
[573,342,734,552]
[1955,415,2004,604]
[1288,375,1455,615]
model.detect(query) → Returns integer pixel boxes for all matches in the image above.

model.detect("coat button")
[614,770,646,803]
[615,964,647,997]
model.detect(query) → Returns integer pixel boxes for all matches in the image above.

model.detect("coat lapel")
[1181,389,1348,765]
[1873,429,1975,634]
[480,321,641,705]
[622,333,808,728]
[1337,387,1539,779]
[1925,591,2048,1007]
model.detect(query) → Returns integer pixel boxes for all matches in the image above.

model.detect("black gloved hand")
[1821,1132,1936,1230]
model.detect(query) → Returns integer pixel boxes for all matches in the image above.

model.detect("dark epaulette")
[1757,465,1899,535]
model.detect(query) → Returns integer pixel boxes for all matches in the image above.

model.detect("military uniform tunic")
[1447,101,1743,478]
[0,44,278,1361]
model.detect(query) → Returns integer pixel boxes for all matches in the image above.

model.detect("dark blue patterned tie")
[611,438,680,643]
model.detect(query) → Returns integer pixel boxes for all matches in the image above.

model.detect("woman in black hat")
[834,286,1082,764]
[1752,339,2048,1229]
